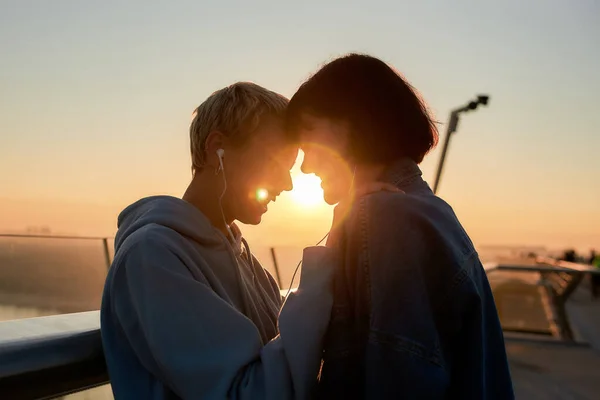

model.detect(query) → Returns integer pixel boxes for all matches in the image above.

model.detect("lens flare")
[256,188,269,202]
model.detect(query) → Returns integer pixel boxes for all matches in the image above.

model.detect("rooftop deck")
[506,282,600,399]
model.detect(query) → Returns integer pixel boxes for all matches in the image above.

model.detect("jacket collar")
[379,157,422,187]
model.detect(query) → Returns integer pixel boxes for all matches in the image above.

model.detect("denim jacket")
[317,159,514,399]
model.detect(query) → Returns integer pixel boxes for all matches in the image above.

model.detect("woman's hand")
[326,182,403,248]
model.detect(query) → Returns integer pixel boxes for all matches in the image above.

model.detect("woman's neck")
[353,163,387,187]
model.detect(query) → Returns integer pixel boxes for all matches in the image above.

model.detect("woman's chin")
[323,189,343,206]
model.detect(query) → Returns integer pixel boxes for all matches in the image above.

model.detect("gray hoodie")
[100,195,334,399]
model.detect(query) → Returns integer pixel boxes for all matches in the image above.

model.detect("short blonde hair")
[190,82,289,172]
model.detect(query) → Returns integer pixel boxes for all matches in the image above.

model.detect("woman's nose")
[300,159,314,175]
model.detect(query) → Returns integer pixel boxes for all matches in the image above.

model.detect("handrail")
[535,256,600,273]
[0,312,108,399]
[0,234,112,241]
[0,233,115,273]
[483,261,599,274]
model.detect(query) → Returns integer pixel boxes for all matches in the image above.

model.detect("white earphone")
[216,148,225,174]
[216,148,235,241]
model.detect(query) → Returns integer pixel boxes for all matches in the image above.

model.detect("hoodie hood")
[115,195,241,252]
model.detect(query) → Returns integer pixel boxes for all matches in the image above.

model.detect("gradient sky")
[1,0,599,252]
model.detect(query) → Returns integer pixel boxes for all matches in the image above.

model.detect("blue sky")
[1,0,599,251]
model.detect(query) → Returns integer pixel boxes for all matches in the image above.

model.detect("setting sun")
[291,173,324,207]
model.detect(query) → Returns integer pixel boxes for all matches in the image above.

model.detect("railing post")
[102,238,111,271]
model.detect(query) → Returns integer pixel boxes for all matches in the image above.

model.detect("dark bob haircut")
[287,54,438,164]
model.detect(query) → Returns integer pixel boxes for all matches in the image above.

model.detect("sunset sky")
[1,0,599,253]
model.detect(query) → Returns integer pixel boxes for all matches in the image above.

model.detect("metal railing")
[0,236,598,398]
[0,234,113,271]
[0,312,107,399]
[484,257,599,341]
[0,234,287,287]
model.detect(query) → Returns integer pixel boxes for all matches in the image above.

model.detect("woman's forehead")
[297,115,350,149]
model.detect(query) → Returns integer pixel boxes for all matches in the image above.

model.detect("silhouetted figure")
[287,54,514,399]
[563,249,577,262]
[101,83,333,399]
[563,250,577,262]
